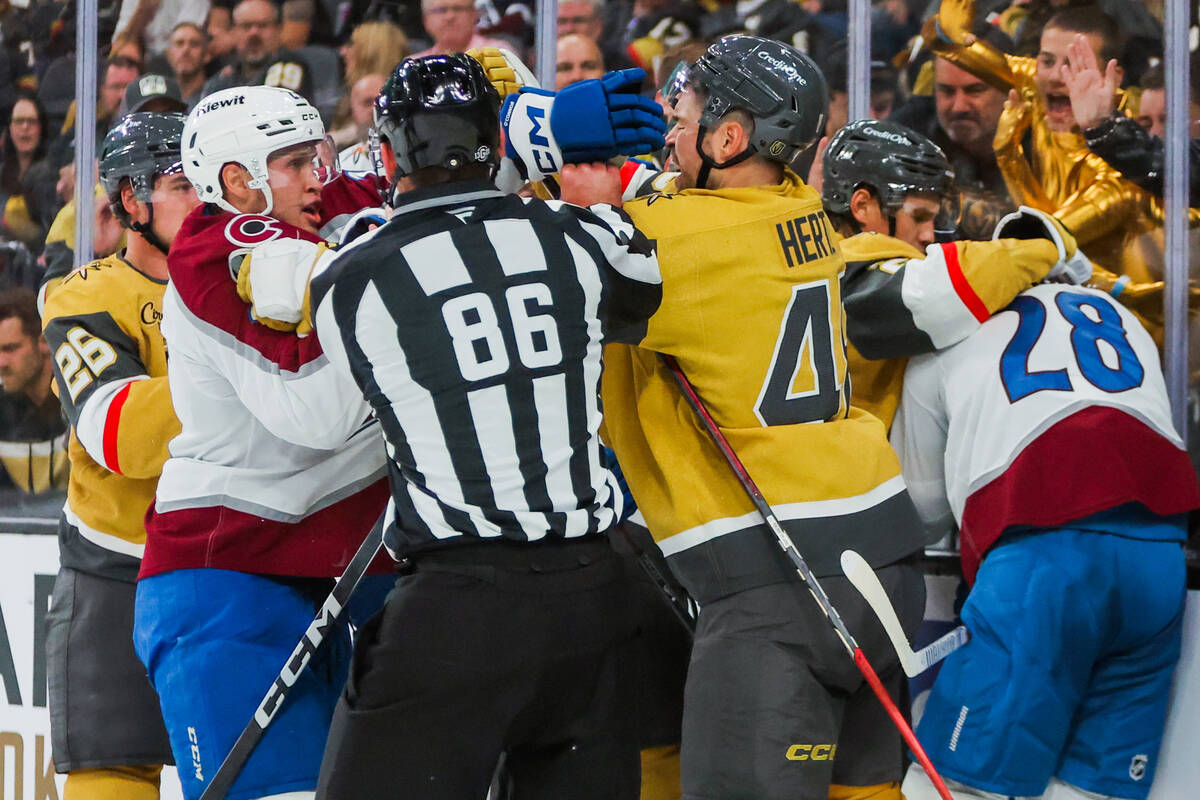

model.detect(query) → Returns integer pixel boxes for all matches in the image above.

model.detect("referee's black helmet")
[374,54,501,181]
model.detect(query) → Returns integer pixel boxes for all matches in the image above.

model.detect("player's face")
[892,193,940,251]
[0,318,46,397]
[267,143,325,233]
[665,87,704,190]
[934,58,1006,152]
[148,172,201,246]
[1036,27,1107,132]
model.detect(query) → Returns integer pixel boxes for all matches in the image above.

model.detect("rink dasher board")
[2,532,1199,800]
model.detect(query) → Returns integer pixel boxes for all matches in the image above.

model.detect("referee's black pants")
[316,536,642,800]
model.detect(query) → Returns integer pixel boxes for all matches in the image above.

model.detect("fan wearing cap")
[119,73,190,116]
[130,85,393,800]
[40,112,196,800]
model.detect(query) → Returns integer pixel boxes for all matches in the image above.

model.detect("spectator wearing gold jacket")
[925,0,1155,283]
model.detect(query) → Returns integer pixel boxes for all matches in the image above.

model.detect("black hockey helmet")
[374,54,500,186]
[99,112,187,254]
[822,119,957,234]
[99,112,187,202]
[671,35,828,186]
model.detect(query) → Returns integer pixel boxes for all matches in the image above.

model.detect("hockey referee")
[307,54,664,798]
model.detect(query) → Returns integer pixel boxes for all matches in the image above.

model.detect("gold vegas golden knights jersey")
[42,254,178,582]
[841,232,1063,429]
[601,171,926,603]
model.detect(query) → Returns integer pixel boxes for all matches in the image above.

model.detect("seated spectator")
[823,46,902,138]
[891,55,1014,239]
[114,0,209,57]
[281,0,314,50]
[556,33,605,89]
[340,19,410,84]
[119,73,189,116]
[336,72,387,176]
[411,0,515,58]
[329,20,409,149]
[49,56,141,168]
[201,0,314,101]
[206,0,237,62]
[0,286,68,494]
[604,0,699,76]
[165,21,211,108]
[1,90,52,253]
[559,0,628,69]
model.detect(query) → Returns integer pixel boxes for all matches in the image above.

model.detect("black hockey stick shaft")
[658,354,954,800]
[197,515,387,800]
[611,524,696,636]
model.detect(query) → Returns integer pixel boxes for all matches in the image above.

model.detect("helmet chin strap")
[130,205,171,256]
[693,124,756,190]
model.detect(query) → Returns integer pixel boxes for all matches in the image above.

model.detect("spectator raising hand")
[1060,33,1120,132]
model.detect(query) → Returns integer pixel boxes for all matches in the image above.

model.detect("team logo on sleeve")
[225,215,284,247]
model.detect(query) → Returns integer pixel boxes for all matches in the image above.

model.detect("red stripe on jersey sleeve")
[619,160,642,194]
[940,242,990,323]
[102,382,133,475]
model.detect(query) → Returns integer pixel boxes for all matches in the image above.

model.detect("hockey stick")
[197,514,387,800]
[840,550,969,677]
[659,354,955,800]
[611,523,697,636]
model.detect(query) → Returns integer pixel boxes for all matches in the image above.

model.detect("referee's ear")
[381,140,399,187]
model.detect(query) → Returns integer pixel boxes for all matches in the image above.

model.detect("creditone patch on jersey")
[225,215,284,248]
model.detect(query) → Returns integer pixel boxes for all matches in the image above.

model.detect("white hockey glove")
[992,205,1093,285]
[233,238,336,335]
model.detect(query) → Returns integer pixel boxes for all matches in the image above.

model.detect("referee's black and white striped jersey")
[310,179,662,557]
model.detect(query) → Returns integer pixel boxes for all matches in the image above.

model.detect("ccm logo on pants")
[786,744,837,761]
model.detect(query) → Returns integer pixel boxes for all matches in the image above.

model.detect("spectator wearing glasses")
[412,0,513,58]
[1,90,52,256]
[201,0,314,103]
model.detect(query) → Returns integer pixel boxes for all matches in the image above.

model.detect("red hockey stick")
[659,354,954,800]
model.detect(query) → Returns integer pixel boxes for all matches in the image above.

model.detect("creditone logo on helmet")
[860,125,912,146]
[196,95,247,115]
[756,49,807,85]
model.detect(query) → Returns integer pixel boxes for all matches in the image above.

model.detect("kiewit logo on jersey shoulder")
[225,215,284,247]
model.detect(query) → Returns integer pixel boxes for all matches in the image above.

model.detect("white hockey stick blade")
[840,549,969,677]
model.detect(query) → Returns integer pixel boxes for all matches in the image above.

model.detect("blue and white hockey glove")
[501,68,667,181]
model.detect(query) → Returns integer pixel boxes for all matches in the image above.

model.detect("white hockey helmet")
[182,86,336,215]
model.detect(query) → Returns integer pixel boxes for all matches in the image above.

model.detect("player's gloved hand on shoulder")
[234,238,335,336]
[337,206,388,246]
[501,68,667,181]
[466,47,539,97]
[992,205,1092,285]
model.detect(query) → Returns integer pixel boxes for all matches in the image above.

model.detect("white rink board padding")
[1148,590,1200,800]
[0,532,182,800]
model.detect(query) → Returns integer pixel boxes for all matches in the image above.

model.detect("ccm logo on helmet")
[756,50,807,84]
[196,96,246,115]
[786,744,837,761]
